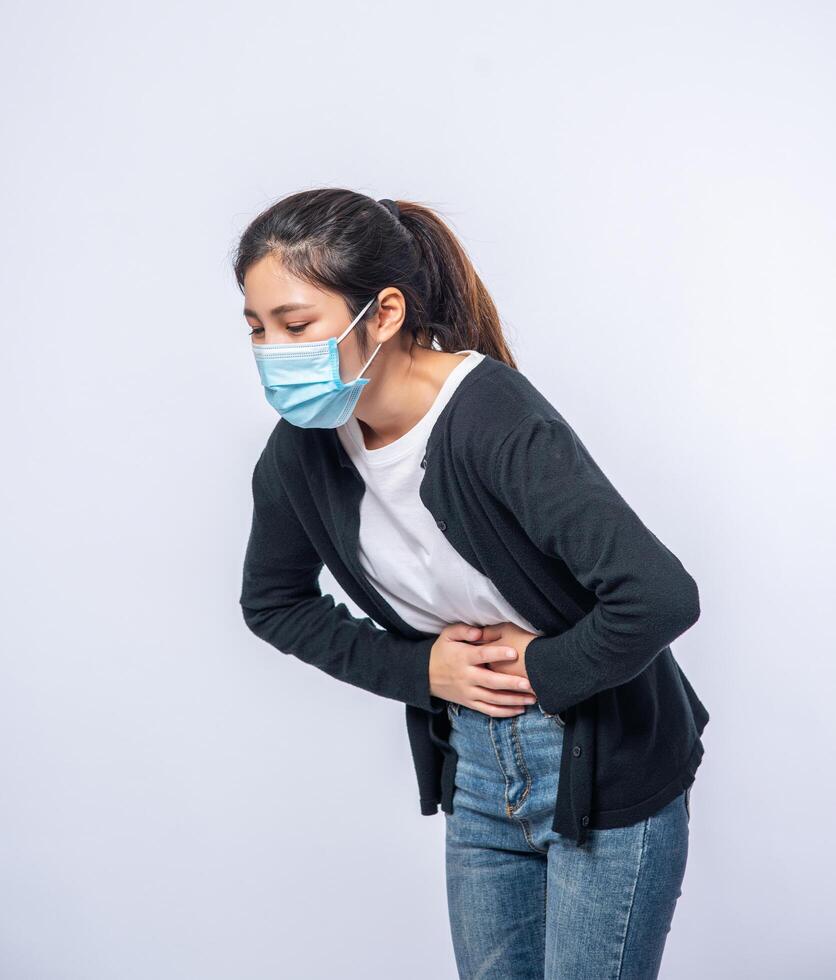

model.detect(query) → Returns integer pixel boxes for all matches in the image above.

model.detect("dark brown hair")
[232,188,517,369]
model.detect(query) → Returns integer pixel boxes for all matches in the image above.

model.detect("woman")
[236,188,709,979]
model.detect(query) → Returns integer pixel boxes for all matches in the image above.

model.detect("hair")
[232,188,517,369]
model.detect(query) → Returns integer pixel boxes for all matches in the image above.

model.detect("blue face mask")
[251,296,381,429]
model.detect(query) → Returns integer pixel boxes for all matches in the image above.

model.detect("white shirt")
[336,350,544,637]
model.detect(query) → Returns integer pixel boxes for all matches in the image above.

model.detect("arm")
[239,450,443,712]
[491,412,700,716]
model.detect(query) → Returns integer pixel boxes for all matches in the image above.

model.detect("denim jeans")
[444,700,691,979]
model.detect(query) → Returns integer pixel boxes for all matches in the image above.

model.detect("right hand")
[429,622,538,717]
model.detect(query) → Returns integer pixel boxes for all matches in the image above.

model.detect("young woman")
[236,188,709,980]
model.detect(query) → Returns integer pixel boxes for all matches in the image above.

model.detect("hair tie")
[377,198,401,221]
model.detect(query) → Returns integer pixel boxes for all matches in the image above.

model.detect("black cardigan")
[239,354,709,846]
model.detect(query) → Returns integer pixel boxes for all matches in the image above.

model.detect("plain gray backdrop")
[2,1,834,977]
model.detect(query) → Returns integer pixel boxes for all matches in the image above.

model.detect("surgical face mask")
[251,296,381,429]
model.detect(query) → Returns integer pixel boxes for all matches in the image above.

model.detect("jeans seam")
[519,816,548,854]
[614,813,649,979]
[488,718,515,819]
[508,714,533,814]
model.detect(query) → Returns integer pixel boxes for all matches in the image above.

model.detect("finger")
[471,623,505,642]
[469,685,538,706]
[472,665,534,691]
[484,659,526,678]
[466,643,520,665]
[446,623,484,642]
[468,700,531,717]
[470,623,508,636]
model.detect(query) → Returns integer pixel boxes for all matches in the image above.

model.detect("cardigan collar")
[331,353,500,470]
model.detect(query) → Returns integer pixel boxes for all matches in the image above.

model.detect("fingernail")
[506,650,516,658]
[518,680,530,689]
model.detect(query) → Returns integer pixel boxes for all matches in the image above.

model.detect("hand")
[429,623,538,717]
[478,622,538,683]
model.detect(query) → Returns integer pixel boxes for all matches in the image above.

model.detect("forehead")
[243,300,317,318]
[242,257,333,318]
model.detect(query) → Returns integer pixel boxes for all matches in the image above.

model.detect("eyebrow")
[243,302,317,319]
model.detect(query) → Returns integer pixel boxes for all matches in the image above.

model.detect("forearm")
[523,569,700,715]
[241,586,443,711]
[241,449,445,713]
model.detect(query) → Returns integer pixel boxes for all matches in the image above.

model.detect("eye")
[247,322,309,338]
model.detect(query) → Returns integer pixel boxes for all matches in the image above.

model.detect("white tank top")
[335,350,544,637]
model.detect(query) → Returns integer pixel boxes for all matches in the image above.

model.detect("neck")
[353,345,469,450]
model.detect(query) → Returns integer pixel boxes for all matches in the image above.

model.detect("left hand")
[467,622,538,683]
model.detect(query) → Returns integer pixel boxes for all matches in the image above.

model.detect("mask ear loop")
[336,296,383,381]
[355,338,383,380]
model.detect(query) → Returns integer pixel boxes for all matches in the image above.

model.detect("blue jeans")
[444,701,691,979]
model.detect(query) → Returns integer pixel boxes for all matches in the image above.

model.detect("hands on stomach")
[429,621,540,717]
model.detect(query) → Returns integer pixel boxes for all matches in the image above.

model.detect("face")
[243,254,374,378]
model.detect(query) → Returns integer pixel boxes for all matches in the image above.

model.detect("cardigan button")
[581,815,589,827]
[573,745,582,757]
[437,519,447,531]
[420,456,427,468]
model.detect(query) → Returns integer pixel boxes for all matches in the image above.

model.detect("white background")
[1,2,834,977]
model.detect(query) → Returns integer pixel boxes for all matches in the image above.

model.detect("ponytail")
[395,200,517,368]
[233,188,518,369]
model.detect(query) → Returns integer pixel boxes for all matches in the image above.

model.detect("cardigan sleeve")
[490,412,701,716]
[239,451,443,713]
